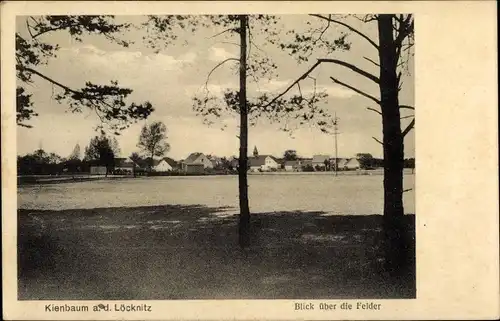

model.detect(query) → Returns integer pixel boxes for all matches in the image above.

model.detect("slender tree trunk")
[378,15,410,275]
[150,151,154,173]
[238,15,250,248]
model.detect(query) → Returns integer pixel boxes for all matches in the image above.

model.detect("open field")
[18,174,415,214]
[17,174,415,299]
[16,168,415,185]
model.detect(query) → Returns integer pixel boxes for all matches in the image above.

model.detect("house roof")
[161,157,177,167]
[312,155,330,163]
[301,159,313,165]
[345,158,360,165]
[331,158,360,167]
[141,157,162,167]
[184,152,205,164]
[337,158,349,167]
[115,157,134,168]
[248,155,278,167]
[284,160,301,166]
[206,155,221,162]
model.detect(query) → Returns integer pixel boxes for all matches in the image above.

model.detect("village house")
[184,163,205,174]
[330,157,361,171]
[206,155,222,168]
[312,155,330,170]
[181,152,213,173]
[330,158,345,171]
[153,157,178,172]
[89,166,107,175]
[284,160,303,172]
[114,157,135,174]
[343,158,361,170]
[91,158,135,175]
[248,155,280,172]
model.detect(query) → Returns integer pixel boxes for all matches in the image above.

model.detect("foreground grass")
[18,205,415,300]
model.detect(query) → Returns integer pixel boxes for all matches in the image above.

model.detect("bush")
[302,164,315,172]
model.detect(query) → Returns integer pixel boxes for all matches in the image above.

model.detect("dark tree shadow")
[18,205,415,300]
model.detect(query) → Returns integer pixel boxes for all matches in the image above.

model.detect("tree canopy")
[137,121,170,164]
[16,15,155,132]
[84,134,119,163]
[283,149,298,161]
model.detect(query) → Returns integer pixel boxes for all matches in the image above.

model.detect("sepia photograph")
[15,13,416,300]
[2,1,498,320]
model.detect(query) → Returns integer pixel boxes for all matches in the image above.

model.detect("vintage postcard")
[2,1,498,320]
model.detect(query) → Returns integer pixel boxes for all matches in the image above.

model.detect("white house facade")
[154,159,173,172]
[249,155,280,172]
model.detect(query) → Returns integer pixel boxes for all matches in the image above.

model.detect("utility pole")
[333,113,340,176]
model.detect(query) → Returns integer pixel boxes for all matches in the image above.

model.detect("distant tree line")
[356,153,414,170]
[17,134,120,176]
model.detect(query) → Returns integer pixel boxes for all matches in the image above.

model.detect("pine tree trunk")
[238,15,251,248]
[378,15,410,275]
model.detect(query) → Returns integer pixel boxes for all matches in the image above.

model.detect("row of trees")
[18,120,171,176]
[17,14,414,275]
[17,134,120,176]
[191,14,415,273]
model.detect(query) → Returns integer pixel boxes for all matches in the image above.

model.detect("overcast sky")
[16,15,414,160]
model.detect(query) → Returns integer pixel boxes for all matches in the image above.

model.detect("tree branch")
[32,25,73,39]
[214,41,240,47]
[25,19,35,38]
[21,66,78,95]
[363,56,380,67]
[330,76,380,105]
[313,14,331,45]
[394,14,413,47]
[372,137,383,145]
[20,65,130,123]
[209,27,238,39]
[309,14,379,50]
[400,105,414,110]
[264,57,379,108]
[263,60,322,107]
[248,29,266,53]
[204,58,239,90]
[319,58,379,84]
[402,118,415,137]
[367,107,382,115]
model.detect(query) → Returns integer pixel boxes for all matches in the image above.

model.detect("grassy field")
[18,175,415,300]
[18,174,415,214]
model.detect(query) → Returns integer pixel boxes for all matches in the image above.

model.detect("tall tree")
[186,15,331,247]
[356,153,374,169]
[16,15,154,132]
[283,149,298,161]
[129,152,143,177]
[146,15,335,247]
[237,15,251,247]
[84,134,119,176]
[68,143,81,160]
[268,14,414,275]
[137,121,170,171]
